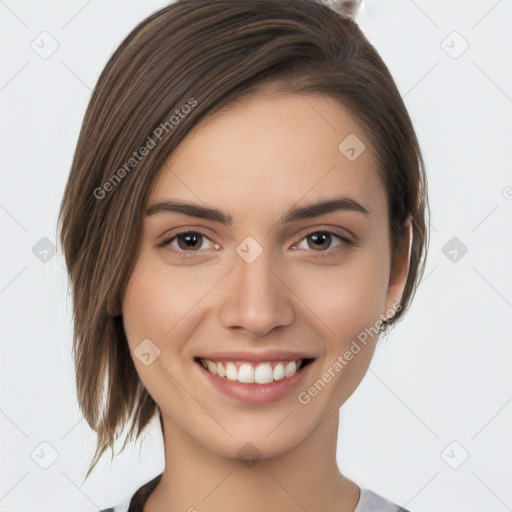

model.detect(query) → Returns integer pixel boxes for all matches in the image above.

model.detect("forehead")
[149,92,386,224]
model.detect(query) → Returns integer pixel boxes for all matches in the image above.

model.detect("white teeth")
[273,362,285,381]
[255,363,274,384]
[225,362,238,381]
[238,363,255,383]
[199,358,304,383]
[216,361,226,377]
[284,361,297,378]
[206,360,217,375]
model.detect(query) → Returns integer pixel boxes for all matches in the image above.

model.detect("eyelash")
[158,229,354,260]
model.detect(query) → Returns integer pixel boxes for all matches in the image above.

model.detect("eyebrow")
[145,197,371,225]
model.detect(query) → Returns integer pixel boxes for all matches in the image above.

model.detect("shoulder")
[354,487,412,512]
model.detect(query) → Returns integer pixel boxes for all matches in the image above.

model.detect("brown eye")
[176,232,203,251]
[292,230,353,259]
[295,231,345,252]
[306,232,334,251]
[160,231,217,255]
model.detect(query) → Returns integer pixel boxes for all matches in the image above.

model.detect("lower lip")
[197,361,314,405]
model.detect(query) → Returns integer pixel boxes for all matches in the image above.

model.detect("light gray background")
[1,1,511,511]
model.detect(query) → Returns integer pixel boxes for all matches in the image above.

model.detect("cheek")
[122,265,162,345]
[289,249,389,339]
[287,251,388,409]
[121,260,204,408]
[122,257,217,345]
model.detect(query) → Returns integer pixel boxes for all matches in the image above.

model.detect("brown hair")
[57,0,430,478]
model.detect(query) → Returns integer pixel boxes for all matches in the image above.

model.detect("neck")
[144,411,360,512]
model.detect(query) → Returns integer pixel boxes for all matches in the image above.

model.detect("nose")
[219,248,294,337]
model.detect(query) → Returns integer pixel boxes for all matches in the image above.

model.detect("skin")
[122,89,413,512]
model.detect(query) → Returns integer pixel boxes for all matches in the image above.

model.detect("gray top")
[100,477,411,512]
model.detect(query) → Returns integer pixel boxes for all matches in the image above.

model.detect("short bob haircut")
[58,0,430,478]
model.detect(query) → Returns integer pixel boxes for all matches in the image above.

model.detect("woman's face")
[122,91,411,459]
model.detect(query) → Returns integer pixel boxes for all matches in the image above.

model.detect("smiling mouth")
[193,357,316,384]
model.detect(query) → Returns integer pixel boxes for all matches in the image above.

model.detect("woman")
[58,0,429,510]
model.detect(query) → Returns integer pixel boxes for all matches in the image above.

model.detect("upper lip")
[195,350,317,363]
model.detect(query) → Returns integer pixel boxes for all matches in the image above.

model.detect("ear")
[385,215,413,313]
